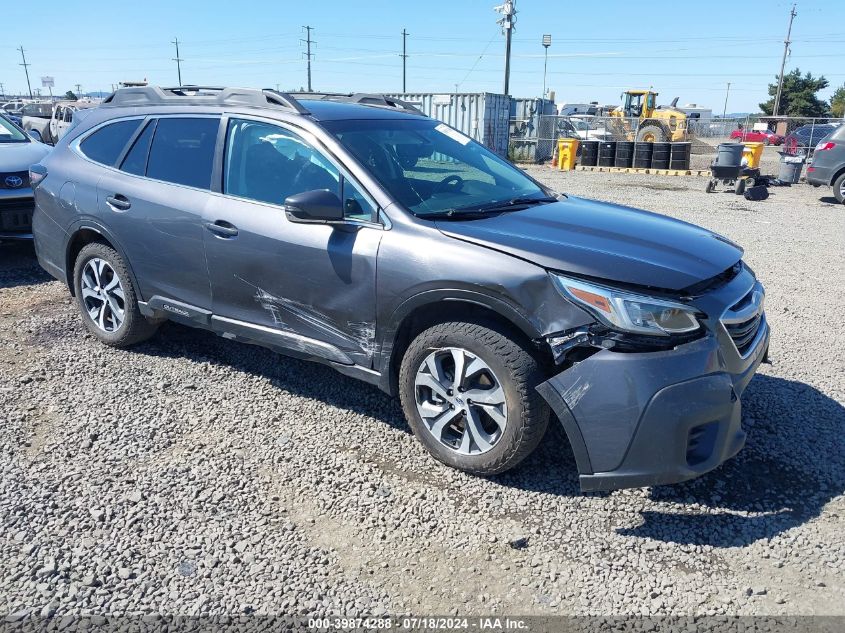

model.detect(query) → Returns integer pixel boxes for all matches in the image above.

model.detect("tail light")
[815,141,836,152]
[29,164,47,188]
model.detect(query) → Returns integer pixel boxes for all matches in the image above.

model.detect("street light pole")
[722,82,731,119]
[542,34,551,99]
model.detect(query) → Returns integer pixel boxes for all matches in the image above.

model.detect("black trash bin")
[580,140,599,167]
[651,142,671,169]
[598,141,616,167]
[633,142,653,168]
[670,142,691,170]
[614,141,634,168]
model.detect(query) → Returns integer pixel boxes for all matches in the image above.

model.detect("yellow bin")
[742,142,764,169]
[557,137,580,171]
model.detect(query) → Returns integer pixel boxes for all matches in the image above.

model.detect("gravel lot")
[1,171,843,621]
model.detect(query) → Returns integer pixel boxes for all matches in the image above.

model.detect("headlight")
[551,273,701,336]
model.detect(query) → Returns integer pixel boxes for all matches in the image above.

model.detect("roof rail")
[101,85,310,114]
[292,92,424,115]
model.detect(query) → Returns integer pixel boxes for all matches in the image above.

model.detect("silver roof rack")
[101,85,310,114]
[100,86,425,117]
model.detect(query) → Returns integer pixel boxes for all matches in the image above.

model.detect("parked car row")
[0,113,51,239]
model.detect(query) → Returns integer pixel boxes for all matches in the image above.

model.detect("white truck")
[22,100,100,145]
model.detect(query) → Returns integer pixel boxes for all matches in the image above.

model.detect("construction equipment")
[609,90,690,142]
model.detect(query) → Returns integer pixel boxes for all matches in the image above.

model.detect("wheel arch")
[65,221,142,299]
[829,164,845,187]
[377,290,549,396]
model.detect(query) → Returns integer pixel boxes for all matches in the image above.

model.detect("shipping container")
[384,92,512,158]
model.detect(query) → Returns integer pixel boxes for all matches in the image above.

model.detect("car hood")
[0,141,51,172]
[436,196,743,291]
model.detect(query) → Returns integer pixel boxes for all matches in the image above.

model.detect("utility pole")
[302,26,314,92]
[0,83,5,100]
[722,82,731,119]
[542,34,551,99]
[401,29,408,92]
[18,46,33,99]
[172,37,184,87]
[75,84,82,97]
[494,1,517,95]
[773,4,797,117]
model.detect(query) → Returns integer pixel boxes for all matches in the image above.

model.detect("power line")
[172,37,184,86]
[401,29,408,92]
[302,26,314,92]
[18,46,33,99]
[773,4,797,116]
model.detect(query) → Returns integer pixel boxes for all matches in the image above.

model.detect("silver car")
[1,113,51,239]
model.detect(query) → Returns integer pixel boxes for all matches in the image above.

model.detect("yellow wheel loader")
[609,90,690,142]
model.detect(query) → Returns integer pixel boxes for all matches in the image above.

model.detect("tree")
[831,84,845,118]
[64,90,78,101]
[759,69,829,117]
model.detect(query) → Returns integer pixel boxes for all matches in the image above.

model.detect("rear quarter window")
[79,120,142,166]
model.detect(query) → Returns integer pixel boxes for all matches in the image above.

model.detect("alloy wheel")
[80,258,126,333]
[413,347,508,456]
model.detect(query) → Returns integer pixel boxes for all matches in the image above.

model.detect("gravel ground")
[1,172,843,621]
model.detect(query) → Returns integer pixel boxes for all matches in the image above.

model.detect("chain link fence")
[510,115,845,163]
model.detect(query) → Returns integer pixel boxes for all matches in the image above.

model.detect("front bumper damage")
[537,272,770,492]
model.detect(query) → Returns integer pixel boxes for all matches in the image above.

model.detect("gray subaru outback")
[31,86,769,492]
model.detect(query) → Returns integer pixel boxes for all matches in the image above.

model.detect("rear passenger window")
[79,120,141,166]
[146,118,219,189]
[120,120,155,176]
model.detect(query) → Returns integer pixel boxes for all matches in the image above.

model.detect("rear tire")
[399,321,550,476]
[833,172,845,204]
[72,242,158,347]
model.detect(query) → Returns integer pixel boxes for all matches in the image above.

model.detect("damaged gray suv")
[32,86,770,491]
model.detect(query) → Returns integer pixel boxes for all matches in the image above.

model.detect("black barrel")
[580,140,599,167]
[651,142,671,169]
[598,141,616,167]
[633,142,653,168]
[614,141,634,168]
[669,142,692,170]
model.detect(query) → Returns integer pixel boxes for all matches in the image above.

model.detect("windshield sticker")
[435,123,471,146]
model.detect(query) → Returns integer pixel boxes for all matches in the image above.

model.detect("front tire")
[399,321,549,476]
[636,124,666,143]
[73,242,158,347]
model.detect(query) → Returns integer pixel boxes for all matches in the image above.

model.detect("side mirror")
[284,189,344,224]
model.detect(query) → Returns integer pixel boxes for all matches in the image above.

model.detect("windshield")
[0,115,28,143]
[324,118,548,216]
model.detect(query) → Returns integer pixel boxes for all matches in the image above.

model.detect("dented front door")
[202,193,381,368]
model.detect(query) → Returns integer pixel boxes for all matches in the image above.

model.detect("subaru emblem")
[4,176,23,188]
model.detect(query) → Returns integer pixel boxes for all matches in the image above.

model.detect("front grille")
[726,313,763,355]
[0,198,34,232]
[722,286,765,356]
[0,171,30,190]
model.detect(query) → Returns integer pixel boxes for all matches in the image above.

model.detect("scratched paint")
[236,276,376,357]
[562,377,591,410]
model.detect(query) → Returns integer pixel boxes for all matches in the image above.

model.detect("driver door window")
[223,118,376,221]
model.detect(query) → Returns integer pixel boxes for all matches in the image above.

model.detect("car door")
[94,115,220,310]
[202,116,383,367]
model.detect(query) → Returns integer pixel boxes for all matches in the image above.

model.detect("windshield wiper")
[416,195,559,220]
[454,195,558,214]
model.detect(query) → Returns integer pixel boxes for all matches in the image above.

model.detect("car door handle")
[204,220,239,238]
[106,194,131,211]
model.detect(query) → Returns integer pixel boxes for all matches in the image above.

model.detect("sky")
[2,0,843,114]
